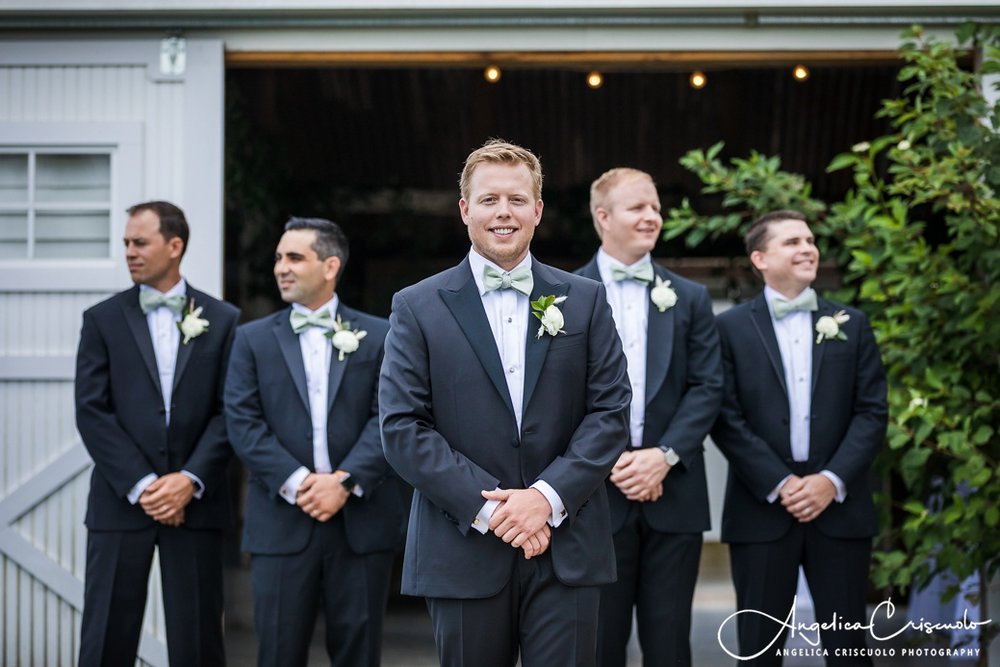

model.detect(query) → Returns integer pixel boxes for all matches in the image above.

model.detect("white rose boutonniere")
[531,295,568,339]
[815,310,850,344]
[177,299,209,345]
[650,276,678,313]
[327,314,367,361]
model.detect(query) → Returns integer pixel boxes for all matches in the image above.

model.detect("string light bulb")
[586,71,604,89]
[792,65,810,82]
[484,65,502,83]
[689,71,707,90]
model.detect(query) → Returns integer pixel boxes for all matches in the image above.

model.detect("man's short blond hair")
[589,167,655,237]
[459,139,544,201]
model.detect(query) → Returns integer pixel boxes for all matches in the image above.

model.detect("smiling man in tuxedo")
[379,139,631,667]
[75,200,239,666]
[712,210,887,665]
[225,217,404,667]
[576,168,723,667]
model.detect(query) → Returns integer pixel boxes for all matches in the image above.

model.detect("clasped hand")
[481,488,552,560]
[296,471,350,522]
[609,449,669,502]
[139,472,194,527]
[780,474,836,522]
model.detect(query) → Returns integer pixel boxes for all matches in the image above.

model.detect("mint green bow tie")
[139,291,186,315]
[772,288,818,320]
[289,309,335,334]
[482,265,533,297]
[610,261,654,284]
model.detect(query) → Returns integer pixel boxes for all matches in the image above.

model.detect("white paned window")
[0,151,112,259]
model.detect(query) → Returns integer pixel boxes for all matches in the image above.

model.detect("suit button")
[781,417,789,425]
[510,438,520,449]
[159,449,166,455]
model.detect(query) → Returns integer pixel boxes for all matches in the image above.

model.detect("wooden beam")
[226,49,901,69]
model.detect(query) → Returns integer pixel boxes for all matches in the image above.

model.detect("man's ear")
[168,236,184,259]
[595,207,611,235]
[324,255,342,283]
[749,250,767,274]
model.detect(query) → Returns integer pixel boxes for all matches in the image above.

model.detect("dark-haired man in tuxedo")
[225,217,404,667]
[76,200,239,666]
[712,210,887,665]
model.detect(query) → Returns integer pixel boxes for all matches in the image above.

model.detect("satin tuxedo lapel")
[120,286,163,396]
[644,264,675,405]
[810,301,835,396]
[171,289,207,393]
[522,262,567,413]
[439,259,516,419]
[326,304,356,413]
[272,310,310,412]
[749,294,787,396]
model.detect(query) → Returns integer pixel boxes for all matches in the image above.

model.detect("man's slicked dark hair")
[127,200,189,257]
[744,209,808,255]
[284,217,349,276]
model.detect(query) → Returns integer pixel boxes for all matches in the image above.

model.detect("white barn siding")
[0,38,224,667]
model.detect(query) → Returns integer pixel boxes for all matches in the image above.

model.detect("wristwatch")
[659,446,680,467]
[339,473,357,493]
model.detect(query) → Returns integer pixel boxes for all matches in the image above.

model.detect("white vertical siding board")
[34,578,45,666]
[19,568,29,665]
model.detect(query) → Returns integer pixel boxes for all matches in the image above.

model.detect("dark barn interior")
[224,60,900,319]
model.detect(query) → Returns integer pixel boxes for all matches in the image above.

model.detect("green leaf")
[827,153,857,173]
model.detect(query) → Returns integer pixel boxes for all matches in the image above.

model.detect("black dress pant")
[729,522,872,667]
[598,503,703,667]
[79,524,225,667]
[250,513,394,667]
[427,550,601,667]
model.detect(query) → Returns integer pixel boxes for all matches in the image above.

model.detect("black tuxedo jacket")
[379,257,631,598]
[75,285,240,531]
[576,256,723,533]
[711,293,887,543]
[225,304,405,556]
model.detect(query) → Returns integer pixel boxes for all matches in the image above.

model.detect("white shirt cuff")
[180,470,204,499]
[767,475,794,504]
[472,497,501,534]
[280,466,310,505]
[127,473,158,505]
[820,470,847,503]
[531,480,567,527]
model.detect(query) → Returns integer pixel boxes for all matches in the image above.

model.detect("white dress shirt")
[764,286,846,503]
[127,279,204,504]
[597,249,649,449]
[278,295,348,505]
[467,249,566,533]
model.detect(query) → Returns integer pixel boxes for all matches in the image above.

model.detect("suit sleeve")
[821,313,887,485]
[379,292,501,534]
[179,305,240,493]
[657,285,723,464]
[711,318,796,501]
[75,308,156,499]
[336,331,394,494]
[534,283,632,522]
[225,326,306,498]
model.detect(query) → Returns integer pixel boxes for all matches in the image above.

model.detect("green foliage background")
[664,24,1000,608]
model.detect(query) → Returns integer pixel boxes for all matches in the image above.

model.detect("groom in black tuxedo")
[379,140,631,667]
[712,210,887,665]
[75,200,239,666]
